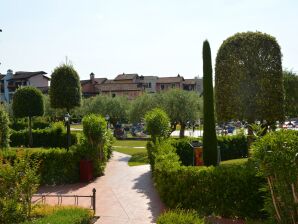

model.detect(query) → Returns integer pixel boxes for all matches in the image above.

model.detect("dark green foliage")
[153,140,265,219]
[0,106,10,149]
[202,40,217,166]
[50,64,82,111]
[283,70,298,118]
[10,118,50,131]
[215,32,284,123]
[0,156,40,223]
[23,207,92,224]
[170,138,194,166]
[217,134,248,160]
[10,123,78,148]
[157,209,205,224]
[12,86,44,118]
[145,108,170,143]
[252,130,298,223]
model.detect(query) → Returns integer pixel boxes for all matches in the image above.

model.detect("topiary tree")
[12,86,44,147]
[215,32,284,146]
[145,108,170,144]
[50,64,82,149]
[0,106,10,149]
[202,40,218,166]
[82,114,107,162]
[283,70,298,118]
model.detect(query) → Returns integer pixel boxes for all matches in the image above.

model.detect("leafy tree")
[0,106,10,149]
[215,32,284,146]
[283,70,298,118]
[49,64,82,112]
[162,89,202,137]
[129,93,159,123]
[145,108,170,144]
[12,86,44,147]
[202,40,218,166]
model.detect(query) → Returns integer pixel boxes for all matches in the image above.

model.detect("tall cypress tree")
[202,40,218,166]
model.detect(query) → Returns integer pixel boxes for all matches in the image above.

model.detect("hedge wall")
[152,141,265,219]
[10,128,78,148]
[170,135,248,166]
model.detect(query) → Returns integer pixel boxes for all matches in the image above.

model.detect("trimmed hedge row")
[152,141,265,219]
[10,127,78,148]
[170,135,247,166]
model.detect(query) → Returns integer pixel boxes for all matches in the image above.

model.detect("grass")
[112,140,148,166]
[70,124,83,129]
[221,158,248,165]
[24,205,93,224]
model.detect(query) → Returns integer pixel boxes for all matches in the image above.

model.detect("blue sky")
[0,0,297,80]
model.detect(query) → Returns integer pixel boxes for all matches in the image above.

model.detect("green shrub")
[10,122,78,148]
[252,130,298,224]
[10,119,28,131]
[0,156,40,223]
[157,210,205,224]
[24,206,92,224]
[153,140,265,219]
[0,106,10,149]
[217,134,248,161]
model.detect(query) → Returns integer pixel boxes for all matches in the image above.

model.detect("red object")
[194,147,204,166]
[80,160,93,182]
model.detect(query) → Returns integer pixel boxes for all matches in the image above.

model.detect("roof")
[9,71,49,80]
[80,78,107,85]
[183,79,197,85]
[114,73,138,81]
[98,83,142,92]
[0,74,5,80]
[157,76,184,84]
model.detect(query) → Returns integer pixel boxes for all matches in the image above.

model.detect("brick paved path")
[34,152,164,224]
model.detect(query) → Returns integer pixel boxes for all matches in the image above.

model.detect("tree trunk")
[179,123,185,138]
[28,116,33,147]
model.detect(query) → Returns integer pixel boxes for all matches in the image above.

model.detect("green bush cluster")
[157,210,205,224]
[252,130,298,224]
[152,140,265,219]
[168,135,247,166]
[10,122,78,148]
[0,156,40,224]
[0,106,10,149]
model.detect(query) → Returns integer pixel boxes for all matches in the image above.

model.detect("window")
[148,82,151,88]
[161,84,164,90]
[112,93,116,98]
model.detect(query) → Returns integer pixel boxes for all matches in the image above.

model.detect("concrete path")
[35,152,164,224]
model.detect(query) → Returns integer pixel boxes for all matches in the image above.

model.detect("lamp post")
[64,113,71,151]
[105,114,110,130]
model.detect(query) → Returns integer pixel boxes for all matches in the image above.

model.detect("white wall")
[28,75,49,87]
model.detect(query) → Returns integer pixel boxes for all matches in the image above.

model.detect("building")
[140,75,158,93]
[0,69,50,103]
[183,77,203,93]
[156,75,184,92]
[80,73,106,97]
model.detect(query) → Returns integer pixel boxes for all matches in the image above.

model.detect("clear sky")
[0,0,297,80]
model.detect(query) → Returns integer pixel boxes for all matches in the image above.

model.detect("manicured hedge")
[170,135,247,166]
[153,141,265,219]
[10,127,78,148]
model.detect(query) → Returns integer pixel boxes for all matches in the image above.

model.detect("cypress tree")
[202,40,218,166]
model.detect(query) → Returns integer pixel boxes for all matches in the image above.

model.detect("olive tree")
[215,32,284,145]
[12,86,44,147]
[162,89,202,138]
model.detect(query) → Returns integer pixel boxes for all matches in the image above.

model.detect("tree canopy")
[50,64,82,112]
[215,32,284,123]
[283,70,298,118]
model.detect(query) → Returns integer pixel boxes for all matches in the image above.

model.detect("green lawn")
[70,124,83,129]
[112,140,148,166]
[221,158,248,165]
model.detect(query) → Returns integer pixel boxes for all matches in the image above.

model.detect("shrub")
[153,140,265,219]
[0,106,10,149]
[10,122,78,148]
[157,210,205,224]
[0,156,40,223]
[145,108,170,144]
[252,130,298,224]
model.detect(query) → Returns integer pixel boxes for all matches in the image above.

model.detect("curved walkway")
[36,152,164,224]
